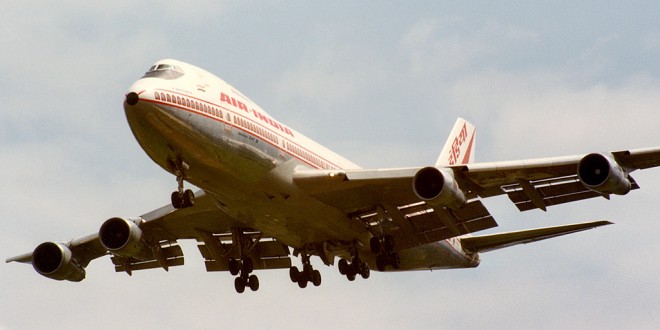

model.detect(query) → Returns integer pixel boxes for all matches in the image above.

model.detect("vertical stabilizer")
[436,118,476,166]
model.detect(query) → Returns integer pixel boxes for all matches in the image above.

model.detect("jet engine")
[99,217,152,260]
[577,153,632,195]
[32,242,86,282]
[413,167,467,209]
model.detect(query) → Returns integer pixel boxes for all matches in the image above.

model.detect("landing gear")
[169,158,194,209]
[171,190,194,209]
[228,228,261,294]
[337,242,370,281]
[232,257,259,293]
[370,235,400,271]
[338,257,370,280]
[289,250,322,289]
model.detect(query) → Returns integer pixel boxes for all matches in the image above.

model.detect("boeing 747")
[8,59,660,293]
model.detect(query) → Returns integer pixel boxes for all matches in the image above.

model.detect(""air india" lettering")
[220,92,294,137]
[448,123,468,165]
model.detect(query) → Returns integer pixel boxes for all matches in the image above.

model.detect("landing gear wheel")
[248,275,259,291]
[229,259,240,276]
[183,189,195,208]
[234,277,246,293]
[171,192,184,209]
[346,272,356,281]
[338,259,349,275]
[360,263,370,279]
[289,266,300,283]
[242,257,254,274]
[297,278,308,288]
[311,270,322,287]
[376,254,387,271]
[390,253,401,269]
[383,235,395,252]
[370,237,381,254]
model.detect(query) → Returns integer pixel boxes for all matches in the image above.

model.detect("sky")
[1,1,659,329]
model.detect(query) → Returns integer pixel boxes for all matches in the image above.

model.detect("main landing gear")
[229,228,261,293]
[370,234,401,271]
[230,257,259,293]
[337,242,370,281]
[289,252,322,289]
[169,158,194,209]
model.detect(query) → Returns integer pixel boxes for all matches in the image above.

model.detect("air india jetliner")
[8,59,660,293]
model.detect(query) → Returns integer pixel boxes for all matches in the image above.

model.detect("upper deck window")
[142,64,185,80]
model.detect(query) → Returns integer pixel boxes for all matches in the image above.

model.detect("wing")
[461,147,660,211]
[6,190,291,281]
[292,147,660,250]
[460,220,613,253]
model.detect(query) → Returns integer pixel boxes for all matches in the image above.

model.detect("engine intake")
[577,153,631,195]
[99,217,151,259]
[413,167,467,209]
[32,242,86,282]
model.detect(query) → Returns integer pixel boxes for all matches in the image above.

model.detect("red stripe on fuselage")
[140,91,341,170]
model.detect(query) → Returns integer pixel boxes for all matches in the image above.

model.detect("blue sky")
[1,2,659,329]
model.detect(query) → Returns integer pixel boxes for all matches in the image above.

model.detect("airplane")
[7,59,660,294]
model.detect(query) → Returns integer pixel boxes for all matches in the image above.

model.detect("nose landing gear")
[168,158,194,209]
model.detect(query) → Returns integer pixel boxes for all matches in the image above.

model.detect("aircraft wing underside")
[292,147,660,249]
[7,191,292,277]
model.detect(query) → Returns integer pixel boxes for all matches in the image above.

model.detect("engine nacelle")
[577,153,631,195]
[99,217,151,259]
[413,167,467,209]
[32,242,86,282]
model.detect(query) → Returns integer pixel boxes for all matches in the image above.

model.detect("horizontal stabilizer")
[460,220,612,253]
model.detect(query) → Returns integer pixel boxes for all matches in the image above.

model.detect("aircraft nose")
[125,92,139,105]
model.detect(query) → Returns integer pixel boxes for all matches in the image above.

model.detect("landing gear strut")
[289,250,322,288]
[370,234,400,271]
[169,158,194,209]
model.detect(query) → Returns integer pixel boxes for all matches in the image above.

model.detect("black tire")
[248,274,259,291]
[234,277,246,293]
[338,259,349,275]
[360,263,370,279]
[311,270,322,287]
[370,237,381,254]
[346,272,356,281]
[228,258,240,276]
[183,189,195,207]
[171,192,183,209]
[289,266,300,283]
[390,253,401,269]
[384,235,395,252]
[298,278,308,288]
[242,257,254,274]
[376,254,387,271]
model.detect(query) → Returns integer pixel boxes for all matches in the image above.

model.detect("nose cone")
[125,92,139,105]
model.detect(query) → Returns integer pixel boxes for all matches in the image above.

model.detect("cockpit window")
[142,64,185,79]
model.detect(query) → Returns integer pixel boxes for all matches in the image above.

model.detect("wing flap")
[460,220,613,253]
[502,176,640,212]
[111,244,185,273]
[198,240,291,272]
[357,200,498,249]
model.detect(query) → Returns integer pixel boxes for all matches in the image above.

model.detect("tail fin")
[436,118,476,166]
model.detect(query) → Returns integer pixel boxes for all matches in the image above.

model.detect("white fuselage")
[124,59,479,271]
